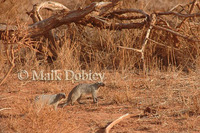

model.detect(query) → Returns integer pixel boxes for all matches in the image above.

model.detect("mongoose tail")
[50,93,66,105]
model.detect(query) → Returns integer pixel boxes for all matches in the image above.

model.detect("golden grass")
[0,0,200,132]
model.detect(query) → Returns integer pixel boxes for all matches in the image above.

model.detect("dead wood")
[27,1,70,61]
[0,108,11,112]
[156,12,200,18]
[79,16,147,30]
[103,8,149,19]
[0,1,198,39]
[27,1,70,22]
[152,25,199,42]
[0,1,148,38]
[0,0,199,65]
[27,3,96,37]
[147,38,180,51]
[105,113,131,133]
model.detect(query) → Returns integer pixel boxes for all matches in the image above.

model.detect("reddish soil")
[0,72,200,132]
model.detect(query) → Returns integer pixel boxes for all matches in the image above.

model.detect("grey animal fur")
[61,82,105,107]
[34,93,66,113]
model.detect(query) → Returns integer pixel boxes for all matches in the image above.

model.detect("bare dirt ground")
[0,0,199,132]
[0,71,200,133]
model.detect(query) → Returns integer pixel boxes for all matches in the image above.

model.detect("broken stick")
[105,113,131,133]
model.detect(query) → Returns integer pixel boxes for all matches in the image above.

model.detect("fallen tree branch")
[147,38,180,51]
[0,2,118,38]
[34,1,69,11]
[27,1,123,37]
[27,1,70,22]
[96,0,121,16]
[152,25,199,42]
[1,1,198,39]
[28,3,97,37]
[114,14,146,20]
[156,12,200,18]
[105,113,130,133]
[27,1,71,61]
[104,8,149,18]
[0,0,199,66]
[79,14,148,30]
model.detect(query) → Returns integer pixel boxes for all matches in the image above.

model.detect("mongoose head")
[96,82,105,87]
[56,93,66,100]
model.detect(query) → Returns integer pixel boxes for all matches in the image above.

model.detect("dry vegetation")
[0,0,200,133]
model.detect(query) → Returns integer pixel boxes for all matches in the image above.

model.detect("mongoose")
[61,82,105,107]
[34,93,66,113]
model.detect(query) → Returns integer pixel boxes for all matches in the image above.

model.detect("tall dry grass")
[0,0,199,73]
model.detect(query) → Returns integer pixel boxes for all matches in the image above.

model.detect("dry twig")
[147,38,180,51]
[152,25,199,42]
[176,0,197,28]
[0,45,15,86]
[0,108,12,112]
[105,113,131,133]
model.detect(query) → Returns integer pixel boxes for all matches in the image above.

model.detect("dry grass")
[0,0,200,132]
[0,71,200,132]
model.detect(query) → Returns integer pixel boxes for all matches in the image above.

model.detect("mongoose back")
[34,93,66,113]
[62,82,105,107]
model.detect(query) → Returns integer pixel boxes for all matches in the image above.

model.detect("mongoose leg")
[92,92,98,103]
[61,102,68,107]
[77,95,84,104]
[54,103,58,110]
[71,97,77,105]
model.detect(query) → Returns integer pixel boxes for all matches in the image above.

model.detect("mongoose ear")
[58,93,66,99]
[99,82,105,86]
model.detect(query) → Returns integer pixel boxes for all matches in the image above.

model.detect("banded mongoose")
[34,93,66,113]
[61,82,105,107]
